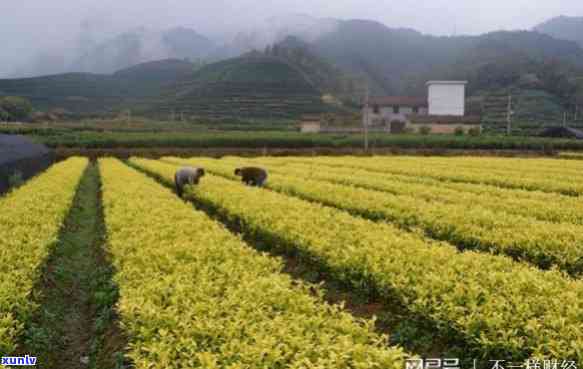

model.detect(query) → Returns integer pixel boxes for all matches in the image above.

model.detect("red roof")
[369,96,427,107]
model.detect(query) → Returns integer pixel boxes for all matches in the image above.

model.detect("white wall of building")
[427,82,467,116]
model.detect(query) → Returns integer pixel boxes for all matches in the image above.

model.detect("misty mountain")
[309,20,470,94]
[17,13,583,96]
[534,16,583,47]
[445,31,583,83]
[148,55,332,119]
[4,14,583,121]
[71,27,215,74]
[211,14,340,60]
[162,27,216,60]
[235,14,339,48]
[0,55,336,118]
[0,59,196,113]
[306,19,583,95]
[264,36,365,101]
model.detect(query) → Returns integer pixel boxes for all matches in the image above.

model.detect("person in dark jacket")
[234,167,268,187]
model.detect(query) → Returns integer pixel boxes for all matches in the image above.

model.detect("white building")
[426,81,468,116]
[363,96,428,129]
[358,80,480,135]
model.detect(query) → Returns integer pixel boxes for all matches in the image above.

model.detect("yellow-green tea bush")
[168,157,583,275]
[133,157,583,363]
[0,157,87,353]
[99,159,406,369]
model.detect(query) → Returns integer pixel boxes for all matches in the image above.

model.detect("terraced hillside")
[0,56,335,119]
[0,59,195,114]
[480,89,570,134]
[0,73,122,114]
[148,56,335,119]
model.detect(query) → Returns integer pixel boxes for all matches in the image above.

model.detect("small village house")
[299,115,322,133]
[361,80,481,134]
[300,80,481,134]
[364,97,428,132]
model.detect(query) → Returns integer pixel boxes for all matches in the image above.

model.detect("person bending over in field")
[234,167,268,187]
[174,166,205,198]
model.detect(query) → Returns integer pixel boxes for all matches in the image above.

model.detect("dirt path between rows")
[15,164,121,369]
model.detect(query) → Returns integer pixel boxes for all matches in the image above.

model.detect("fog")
[1,0,583,77]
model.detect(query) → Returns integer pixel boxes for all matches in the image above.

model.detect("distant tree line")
[477,59,579,105]
[0,96,33,122]
[0,96,72,123]
[440,48,583,110]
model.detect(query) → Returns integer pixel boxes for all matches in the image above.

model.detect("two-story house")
[362,81,481,134]
[364,96,428,131]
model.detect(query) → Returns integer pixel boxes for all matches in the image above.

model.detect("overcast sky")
[1,0,582,77]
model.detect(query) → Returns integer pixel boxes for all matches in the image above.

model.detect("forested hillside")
[308,20,583,97]
[0,59,196,114]
[535,16,583,47]
[3,16,583,125]
[148,56,336,119]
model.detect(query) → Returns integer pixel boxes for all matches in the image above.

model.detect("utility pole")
[362,82,370,152]
[563,111,567,128]
[506,94,512,136]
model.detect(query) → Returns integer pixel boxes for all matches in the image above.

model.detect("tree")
[0,96,33,121]
[0,107,9,122]
[573,78,583,115]
[538,60,577,105]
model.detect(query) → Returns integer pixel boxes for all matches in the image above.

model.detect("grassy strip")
[0,158,88,353]
[15,163,119,369]
[132,158,583,364]
[168,157,583,276]
[100,158,407,369]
